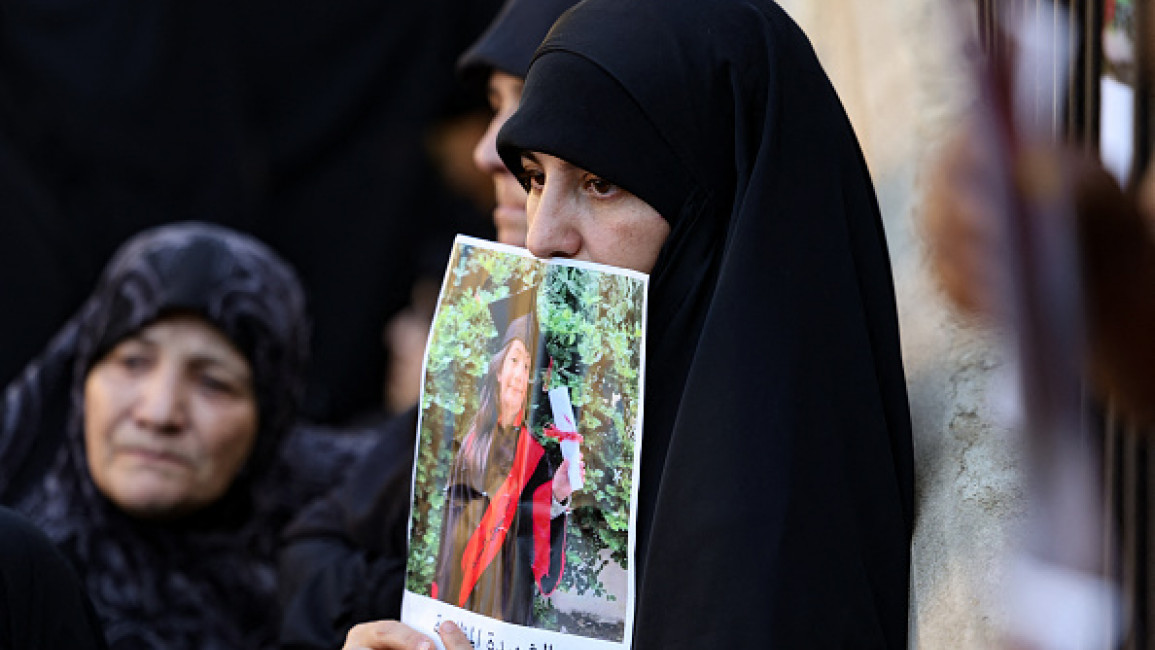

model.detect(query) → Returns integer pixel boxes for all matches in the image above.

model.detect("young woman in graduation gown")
[432,303,574,625]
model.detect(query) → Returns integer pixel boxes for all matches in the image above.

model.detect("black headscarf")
[456,0,580,81]
[498,0,914,647]
[0,222,318,648]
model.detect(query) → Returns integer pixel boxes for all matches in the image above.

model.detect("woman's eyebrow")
[122,334,157,349]
[185,352,250,378]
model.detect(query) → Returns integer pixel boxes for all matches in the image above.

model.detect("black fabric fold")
[498,0,914,646]
[0,506,108,650]
[457,0,580,81]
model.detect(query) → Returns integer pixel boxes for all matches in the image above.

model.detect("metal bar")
[1135,0,1153,188]
[1086,0,1103,152]
[1126,423,1140,648]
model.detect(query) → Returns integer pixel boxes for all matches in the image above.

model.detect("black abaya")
[279,409,418,650]
[457,0,580,81]
[0,507,108,650]
[498,0,915,646]
[277,0,582,644]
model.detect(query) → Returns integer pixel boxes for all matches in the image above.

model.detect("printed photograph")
[405,238,646,644]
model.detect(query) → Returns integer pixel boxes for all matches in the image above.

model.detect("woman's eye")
[198,374,236,396]
[586,176,618,197]
[518,168,545,192]
[517,156,547,191]
[118,354,151,373]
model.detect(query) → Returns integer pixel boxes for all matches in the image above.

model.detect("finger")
[344,620,436,650]
[438,621,473,650]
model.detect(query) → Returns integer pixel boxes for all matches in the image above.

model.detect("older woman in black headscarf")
[345,0,914,648]
[0,222,358,649]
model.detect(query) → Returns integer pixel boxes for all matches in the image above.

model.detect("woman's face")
[495,338,531,426]
[475,71,529,246]
[519,151,670,273]
[83,314,258,520]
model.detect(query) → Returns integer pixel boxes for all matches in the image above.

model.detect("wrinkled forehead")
[109,312,251,374]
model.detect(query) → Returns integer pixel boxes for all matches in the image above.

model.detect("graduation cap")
[487,288,543,363]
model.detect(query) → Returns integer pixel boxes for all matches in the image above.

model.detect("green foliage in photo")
[405,242,645,620]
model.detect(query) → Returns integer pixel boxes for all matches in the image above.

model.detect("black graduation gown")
[433,424,566,626]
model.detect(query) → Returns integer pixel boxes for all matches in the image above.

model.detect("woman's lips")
[116,445,191,467]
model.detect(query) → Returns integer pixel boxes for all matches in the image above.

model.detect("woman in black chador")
[493,0,915,645]
[432,292,577,625]
[345,0,915,646]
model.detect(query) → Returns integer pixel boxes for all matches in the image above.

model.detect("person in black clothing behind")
[459,0,582,248]
[277,0,578,647]
[0,507,108,650]
[343,0,914,647]
[0,0,499,425]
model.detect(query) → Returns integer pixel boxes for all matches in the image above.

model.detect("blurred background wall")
[780,0,1152,646]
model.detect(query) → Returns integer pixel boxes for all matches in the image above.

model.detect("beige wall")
[775,1,1025,646]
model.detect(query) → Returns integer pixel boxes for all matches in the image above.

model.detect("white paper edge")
[454,234,651,282]
[403,593,627,650]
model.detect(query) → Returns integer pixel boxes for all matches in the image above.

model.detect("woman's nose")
[472,116,505,175]
[526,185,582,260]
[133,368,186,433]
